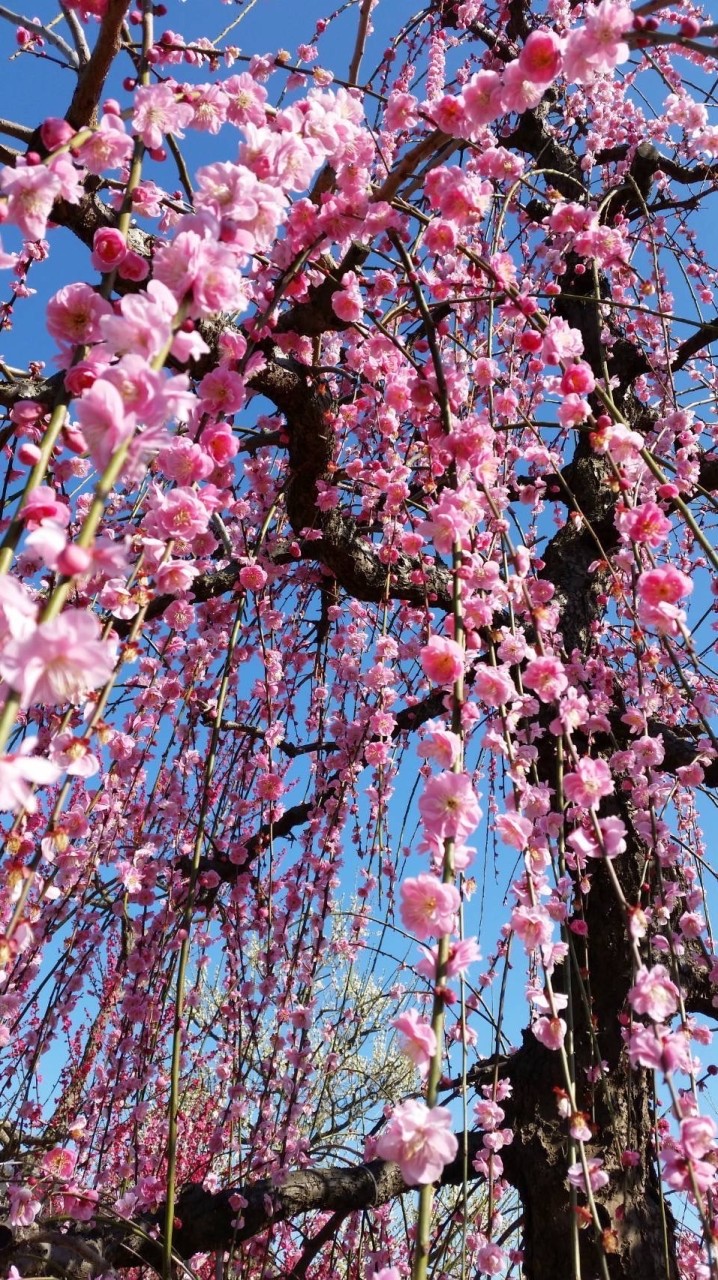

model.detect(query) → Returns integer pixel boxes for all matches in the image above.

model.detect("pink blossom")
[627,1025,694,1074]
[74,378,136,470]
[563,757,614,808]
[375,1100,458,1185]
[522,655,568,703]
[400,874,460,939]
[629,965,680,1023]
[0,162,61,240]
[680,1116,716,1161]
[0,739,61,814]
[41,1146,77,1181]
[420,635,464,686]
[499,61,545,114]
[91,227,127,273]
[392,1009,437,1077]
[73,113,133,174]
[473,665,514,707]
[417,722,462,769]
[132,82,194,150]
[416,936,481,981]
[517,29,563,85]
[474,1099,505,1130]
[496,812,533,850]
[662,1149,715,1195]
[463,71,503,128]
[616,502,671,547]
[0,609,117,708]
[331,271,364,323]
[57,1186,99,1221]
[511,905,553,952]
[46,281,113,348]
[145,487,210,542]
[533,1015,566,1050]
[476,1241,508,1275]
[567,1157,609,1193]
[8,1184,41,1227]
[419,771,481,842]
[239,564,268,592]
[637,566,693,636]
[19,485,69,530]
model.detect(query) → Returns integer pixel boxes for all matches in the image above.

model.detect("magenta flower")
[375,1099,458,1185]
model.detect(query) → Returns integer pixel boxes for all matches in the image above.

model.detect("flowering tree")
[1,0,718,1277]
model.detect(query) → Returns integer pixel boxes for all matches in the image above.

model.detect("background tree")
[0,1,717,1278]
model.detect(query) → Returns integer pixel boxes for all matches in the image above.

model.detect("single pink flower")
[523,655,568,703]
[517,29,564,84]
[629,965,680,1023]
[375,1099,458,1185]
[563,757,614,808]
[400,874,460,939]
[567,1157,609,1193]
[418,771,481,842]
[420,635,464,687]
[0,739,61,814]
[0,609,117,708]
[392,1009,437,1077]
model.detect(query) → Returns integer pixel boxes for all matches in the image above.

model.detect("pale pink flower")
[418,771,481,842]
[533,1015,566,1050]
[511,904,553,952]
[637,566,693,636]
[662,1149,715,1195]
[420,635,464,686]
[8,1184,41,1227]
[417,722,462,769]
[392,1009,437,1077]
[474,1099,504,1130]
[463,71,503,128]
[73,113,133,174]
[567,1157,609,1193]
[46,281,113,348]
[56,1186,99,1221]
[375,1100,458,1185]
[0,609,117,708]
[629,965,680,1023]
[145,487,210,542]
[680,1116,716,1161]
[499,62,545,114]
[563,757,614,808]
[400,874,460,939]
[49,734,100,779]
[0,739,61,814]
[496,812,533,850]
[473,665,515,707]
[0,162,60,240]
[523,655,568,703]
[132,82,194,150]
[20,485,69,530]
[476,1242,508,1275]
[627,1025,693,1074]
[331,271,364,323]
[74,378,136,470]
